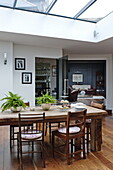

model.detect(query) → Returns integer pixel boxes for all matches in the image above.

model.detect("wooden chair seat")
[58,126,80,134]
[21,130,42,140]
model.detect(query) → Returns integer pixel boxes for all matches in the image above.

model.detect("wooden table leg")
[91,118,102,151]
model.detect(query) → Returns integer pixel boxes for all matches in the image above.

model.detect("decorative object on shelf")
[96,71,105,96]
[72,73,83,83]
[52,65,56,77]
[0,91,26,112]
[15,58,25,70]
[22,72,32,84]
[36,93,56,111]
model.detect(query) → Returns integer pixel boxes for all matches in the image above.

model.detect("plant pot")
[10,106,22,113]
[41,103,51,111]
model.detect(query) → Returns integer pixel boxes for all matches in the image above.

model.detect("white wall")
[13,44,62,106]
[0,41,13,104]
[96,12,113,42]
[0,7,113,44]
[0,7,95,43]
[0,40,113,110]
[68,54,113,110]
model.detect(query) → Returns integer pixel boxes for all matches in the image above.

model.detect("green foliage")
[36,93,56,104]
[0,91,26,112]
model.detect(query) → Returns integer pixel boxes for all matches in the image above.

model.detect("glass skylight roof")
[0,0,14,7]
[16,0,53,12]
[0,0,112,23]
[78,0,113,22]
[50,0,90,18]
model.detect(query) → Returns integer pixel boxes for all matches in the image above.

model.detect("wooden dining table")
[0,105,107,152]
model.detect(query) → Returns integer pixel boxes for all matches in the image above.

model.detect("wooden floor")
[0,115,113,170]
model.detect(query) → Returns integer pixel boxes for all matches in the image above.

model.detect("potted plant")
[36,93,56,111]
[0,91,26,112]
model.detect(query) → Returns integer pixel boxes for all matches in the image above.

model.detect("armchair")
[68,87,79,102]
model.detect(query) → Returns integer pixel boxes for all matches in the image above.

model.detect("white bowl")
[75,105,86,110]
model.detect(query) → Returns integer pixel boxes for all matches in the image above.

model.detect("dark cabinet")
[96,72,105,96]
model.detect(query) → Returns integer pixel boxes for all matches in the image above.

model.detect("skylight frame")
[73,0,97,19]
[0,0,111,23]
[13,0,17,8]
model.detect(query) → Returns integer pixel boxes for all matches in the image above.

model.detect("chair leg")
[32,141,34,158]
[10,126,15,148]
[87,126,89,153]
[52,134,54,157]
[58,122,60,128]
[19,141,23,170]
[71,139,73,156]
[83,136,86,159]
[66,139,70,165]
[17,139,19,159]
[10,126,12,148]
[12,126,14,145]
[42,140,46,168]
[45,123,48,136]
[49,123,52,143]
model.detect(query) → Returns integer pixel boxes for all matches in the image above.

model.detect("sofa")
[71,85,96,95]
[68,85,96,102]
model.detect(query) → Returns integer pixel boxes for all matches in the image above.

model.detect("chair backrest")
[18,112,45,139]
[66,109,87,134]
[24,102,30,107]
[91,101,105,110]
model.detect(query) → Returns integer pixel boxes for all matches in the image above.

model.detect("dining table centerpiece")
[36,93,56,111]
[0,91,26,112]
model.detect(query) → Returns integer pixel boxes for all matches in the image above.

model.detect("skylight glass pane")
[78,0,113,22]
[0,0,15,7]
[16,0,53,12]
[50,0,90,17]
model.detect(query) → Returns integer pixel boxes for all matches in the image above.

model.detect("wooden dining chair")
[91,101,105,110]
[52,109,87,165]
[17,112,45,170]
[10,102,30,148]
[86,101,105,152]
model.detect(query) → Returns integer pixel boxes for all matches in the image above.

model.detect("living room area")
[65,59,106,106]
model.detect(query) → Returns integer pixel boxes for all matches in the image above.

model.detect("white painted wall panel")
[0,7,95,42]
[0,41,13,103]
[13,44,62,106]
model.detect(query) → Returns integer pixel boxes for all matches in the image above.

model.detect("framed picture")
[15,58,25,70]
[52,65,57,77]
[22,72,32,84]
[72,73,83,83]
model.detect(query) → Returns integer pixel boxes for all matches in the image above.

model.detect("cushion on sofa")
[72,85,91,90]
